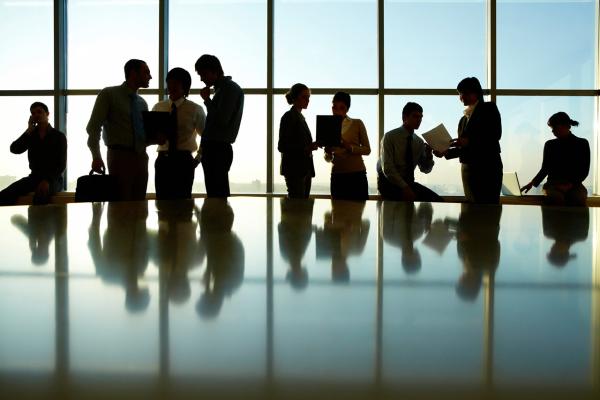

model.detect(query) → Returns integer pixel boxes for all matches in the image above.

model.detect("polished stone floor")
[0,198,598,399]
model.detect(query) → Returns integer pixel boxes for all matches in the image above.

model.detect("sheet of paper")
[422,219,454,255]
[421,123,452,153]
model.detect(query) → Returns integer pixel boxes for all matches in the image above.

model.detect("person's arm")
[574,138,590,183]
[204,84,244,133]
[444,118,465,160]
[381,134,409,189]
[278,112,305,154]
[44,132,67,182]
[10,131,33,154]
[86,88,110,161]
[417,142,434,174]
[531,141,550,187]
[349,120,371,156]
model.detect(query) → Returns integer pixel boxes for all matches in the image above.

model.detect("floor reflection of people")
[453,204,502,301]
[542,206,589,268]
[317,200,370,282]
[380,201,433,274]
[88,202,151,313]
[149,199,205,304]
[11,205,67,266]
[278,198,314,289]
[196,199,244,319]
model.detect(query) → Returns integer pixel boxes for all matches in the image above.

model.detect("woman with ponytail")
[521,112,590,206]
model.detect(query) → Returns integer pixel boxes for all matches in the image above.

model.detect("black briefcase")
[75,170,118,202]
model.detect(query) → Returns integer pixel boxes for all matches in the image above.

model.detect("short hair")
[166,67,192,97]
[30,101,49,113]
[402,102,423,119]
[547,111,579,128]
[124,59,146,79]
[194,54,224,75]
[457,77,484,100]
[332,91,351,110]
[285,83,309,105]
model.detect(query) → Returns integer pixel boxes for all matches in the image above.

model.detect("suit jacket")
[446,101,502,167]
[278,107,315,178]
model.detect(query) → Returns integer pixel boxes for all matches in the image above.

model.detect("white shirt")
[152,97,206,154]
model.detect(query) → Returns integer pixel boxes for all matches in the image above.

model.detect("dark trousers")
[377,172,443,202]
[331,171,369,200]
[284,175,312,199]
[461,163,502,204]
[0,175,63,206]
[155,151,196,200]
[201,141,233,197]
[107,148,149,201]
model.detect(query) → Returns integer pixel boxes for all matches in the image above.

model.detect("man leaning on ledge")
[0,102,67,206]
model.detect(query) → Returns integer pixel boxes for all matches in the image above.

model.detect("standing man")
[87,59,152,201]
[377,102,442,202]
[194,54,244,197]
[152,67,205,200]
[0,102,67,205]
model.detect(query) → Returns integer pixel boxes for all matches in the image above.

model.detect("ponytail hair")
[547,111,579,128]
[285,83,309,105]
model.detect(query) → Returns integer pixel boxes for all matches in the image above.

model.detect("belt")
[108,144,135,151]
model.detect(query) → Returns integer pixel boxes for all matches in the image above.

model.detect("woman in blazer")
[324,92,371,200]
[442,77,503,204]
[278,83,318,198]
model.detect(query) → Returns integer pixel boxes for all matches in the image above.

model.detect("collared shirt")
[10,125,67,181]
[152,97,206,154]
[202,76,244,144]
[86,82,149,159]
[378,125,434,189]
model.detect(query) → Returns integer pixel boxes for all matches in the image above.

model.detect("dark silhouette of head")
[285,83,310,105]
[166,67,192,97]
[30,102,49,113]
[547,111,579,129]
[457,77,484,102]
[332,91,351,110]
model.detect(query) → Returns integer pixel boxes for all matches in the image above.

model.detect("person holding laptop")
[520,112,589,206]
[278,83,318,199]
[152,67,205,200]
[323,92,371,200]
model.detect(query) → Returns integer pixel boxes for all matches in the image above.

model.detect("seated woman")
[521,112,590,206]
[277,83,318,199]
[324,92,371,200]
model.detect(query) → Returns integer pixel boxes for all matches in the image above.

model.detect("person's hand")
[452,137,469,147]
[340,139,352,153]
[200,86,211,101]
[27,116,36,133]
[402,186,416,202]
[91,158,105,173]
[432,149,447,158]
[520,182,534,193]
[35,180,50,198]
[324,146,333,155]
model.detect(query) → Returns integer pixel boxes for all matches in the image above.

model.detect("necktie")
[406,133,414,182]
[129,93,145,152]
[169,102,178,153]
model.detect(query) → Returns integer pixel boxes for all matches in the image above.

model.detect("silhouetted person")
[278,198,315,290]
[194,55,244,197]
[0,102,66,206]
[541,206,589,268]
[440,77,503,204]
[380,201,433,274]
[377,102,442,202]
[324,92,371,200]
[11,205,67,266]
[521,112,590,207]
[149,199,205,304]
[152,68,205,200]
[88,202,151,313]
[453,204,502,301]
[196,199,245,319]
[87,59,152,201]
[278,83,318,199]
[317,200,370,283]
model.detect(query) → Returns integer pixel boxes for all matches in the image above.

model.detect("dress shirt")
[152,97,205,155]
[10,125,67,181]
[531,133,590,187]
[324,117,371,174]
[86,82,149,159]
[202,76,244,143]
[378,126,434,189]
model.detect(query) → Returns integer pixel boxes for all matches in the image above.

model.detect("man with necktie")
[87,59,152,201]
[377,102,442,202]
[152,68,205,200]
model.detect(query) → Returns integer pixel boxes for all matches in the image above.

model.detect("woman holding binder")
[278,83,318,199]
[324,92,371,200]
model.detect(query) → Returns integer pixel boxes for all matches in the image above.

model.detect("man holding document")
[377,102,443,202]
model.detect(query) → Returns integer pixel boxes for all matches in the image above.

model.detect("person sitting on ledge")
[0,102,67,206]
[521,111,590,207]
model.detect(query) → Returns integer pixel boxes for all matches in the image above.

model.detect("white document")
[421,123,452,153]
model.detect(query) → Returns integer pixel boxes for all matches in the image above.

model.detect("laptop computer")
[316,115,343,147]
[501,172,522,197]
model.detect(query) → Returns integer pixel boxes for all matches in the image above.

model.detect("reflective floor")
[0,198,599,399]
